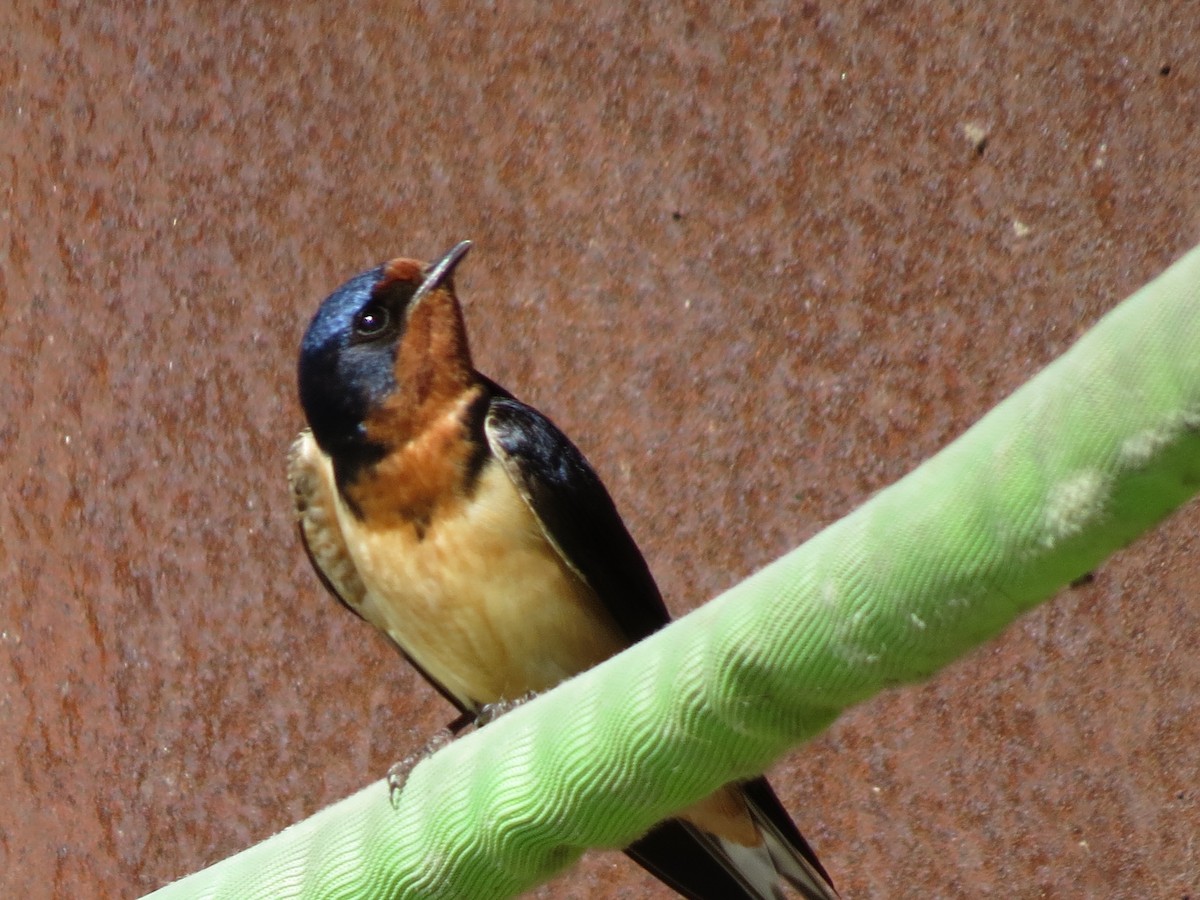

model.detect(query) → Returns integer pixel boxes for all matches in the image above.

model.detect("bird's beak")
[412,240,472,307]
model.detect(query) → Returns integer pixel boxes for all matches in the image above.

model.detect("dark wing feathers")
[741,776,837,896]
[483,394,671,643]
[625,820,770,900]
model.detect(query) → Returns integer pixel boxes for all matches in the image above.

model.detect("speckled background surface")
[2,3,1198,897]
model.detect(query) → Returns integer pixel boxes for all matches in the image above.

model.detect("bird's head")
[298,240,474,472]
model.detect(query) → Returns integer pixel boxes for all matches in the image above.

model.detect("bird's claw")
[386,727,454,809]
[474,690,538,727]
[386,692,538,807]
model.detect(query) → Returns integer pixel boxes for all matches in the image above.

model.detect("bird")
[288,240,839,900]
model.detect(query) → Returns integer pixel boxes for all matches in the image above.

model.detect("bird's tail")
[625,776,838,900]
[737,775,840,900]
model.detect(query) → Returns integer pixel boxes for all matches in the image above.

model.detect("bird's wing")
[483,399,839,900]
[288,430,371,617]
[288,429,472,719]
[483,394,672,642]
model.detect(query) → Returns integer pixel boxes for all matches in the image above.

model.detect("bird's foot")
[386,726,456,809]
[386,694,538,807]
[474,690,538,727]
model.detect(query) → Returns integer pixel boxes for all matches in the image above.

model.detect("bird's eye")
[354,305,390,337]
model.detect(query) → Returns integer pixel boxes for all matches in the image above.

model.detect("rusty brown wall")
[1,2,1198,897]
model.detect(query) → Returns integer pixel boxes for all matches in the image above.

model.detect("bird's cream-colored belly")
[339,460,627,708]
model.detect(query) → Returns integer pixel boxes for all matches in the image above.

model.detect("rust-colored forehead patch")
[376,257,426,292]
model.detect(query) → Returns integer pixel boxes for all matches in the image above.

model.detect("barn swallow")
[288,241,839,900]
